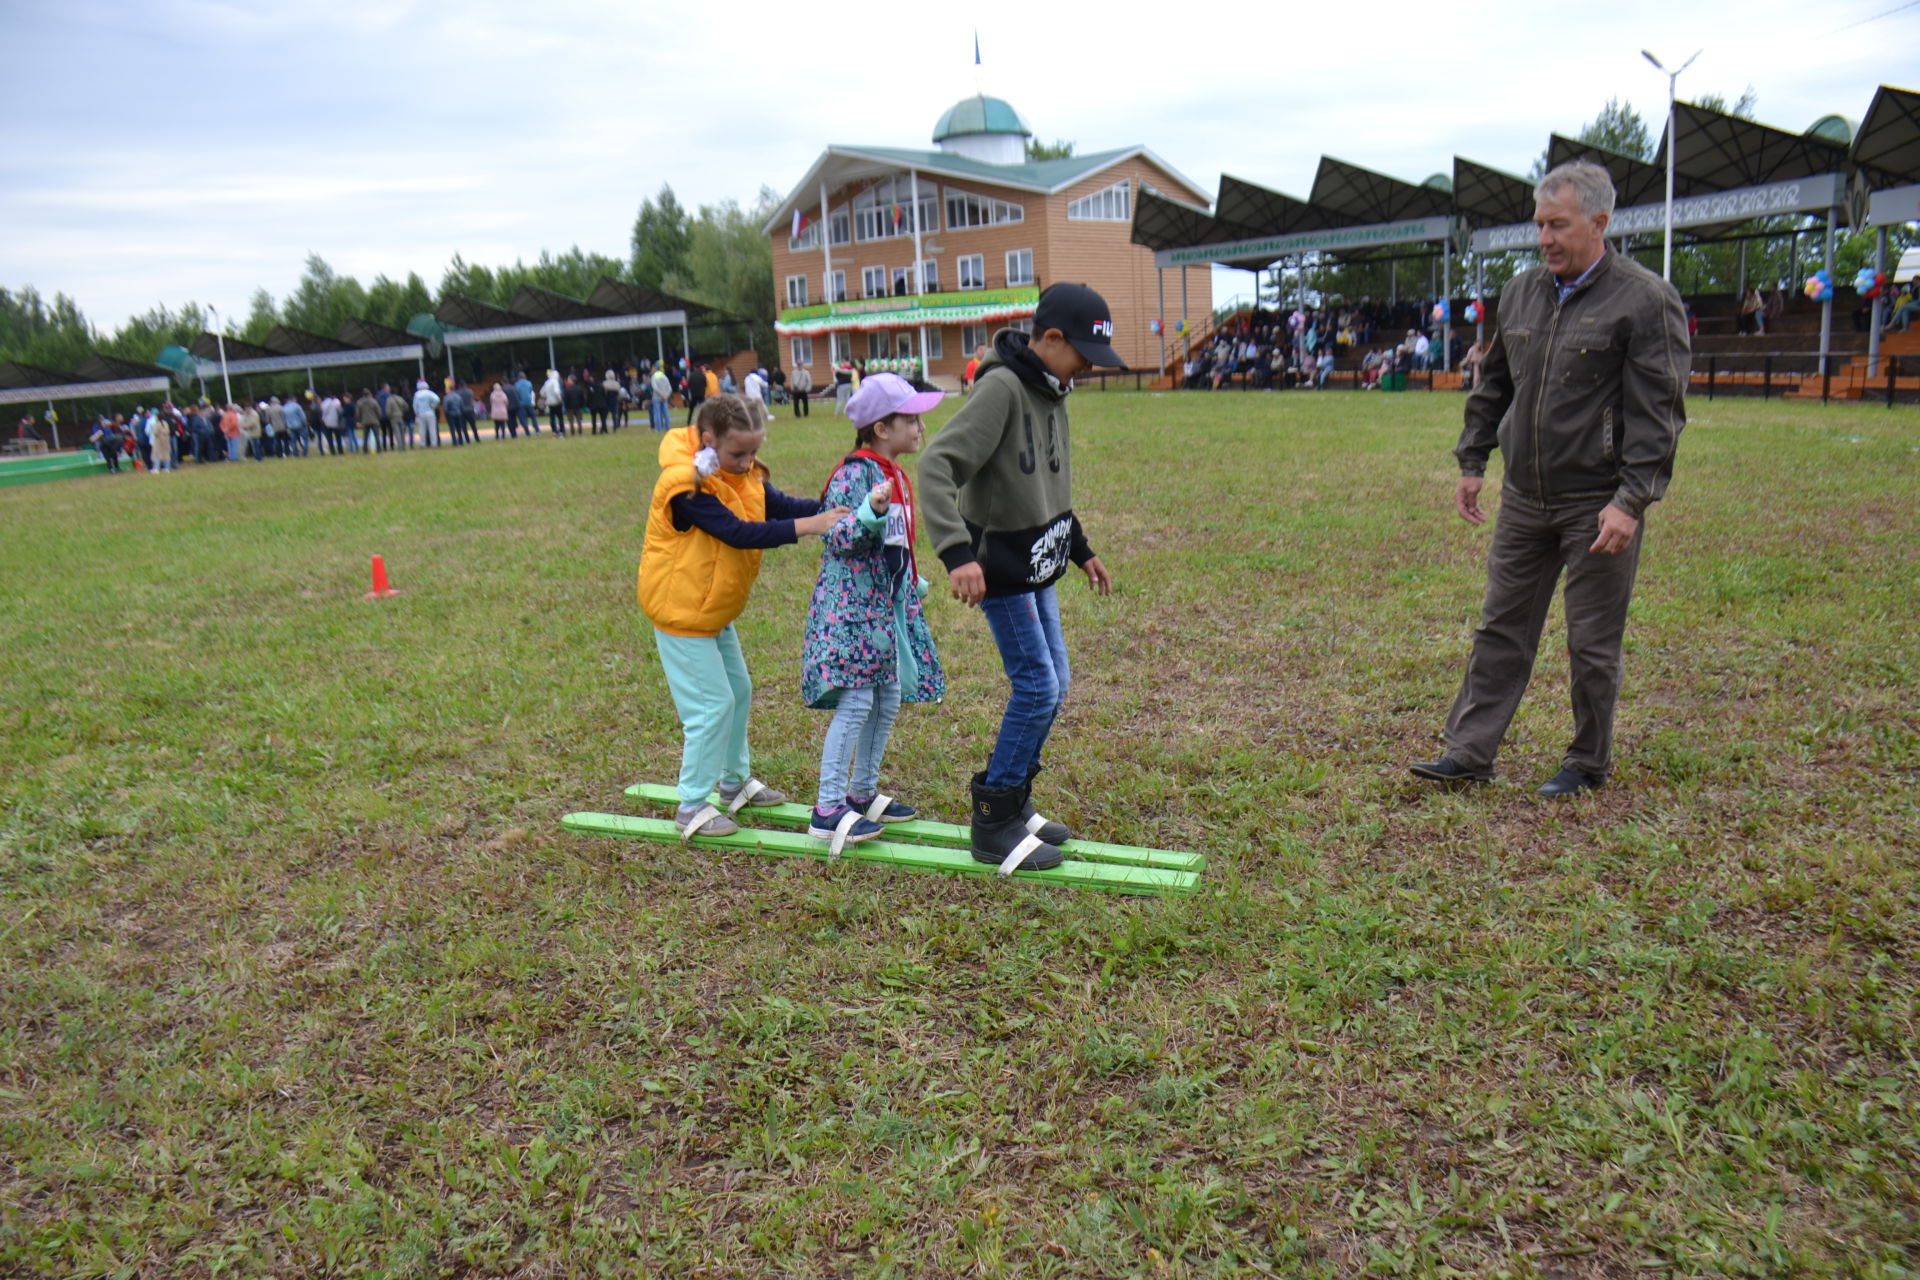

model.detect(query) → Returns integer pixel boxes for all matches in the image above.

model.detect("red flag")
[791,209,806,239]
[892,203,902,229]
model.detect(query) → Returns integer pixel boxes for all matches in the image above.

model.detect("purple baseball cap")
[845,372,944,428]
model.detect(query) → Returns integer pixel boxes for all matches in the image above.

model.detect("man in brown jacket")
[1412,160,1687,797]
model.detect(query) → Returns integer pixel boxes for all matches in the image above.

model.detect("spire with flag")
[974,30,981,65]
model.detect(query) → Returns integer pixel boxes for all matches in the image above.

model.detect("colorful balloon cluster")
[1431,300,1450,324]
[1855,267,1886,298]
[1173,320,1188,335]
[1464,300,1484,324]
[1803,270,1833,302]
[1150,319,1163,335]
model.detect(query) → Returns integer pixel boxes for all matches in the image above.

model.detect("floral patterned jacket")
[801,456,945,710]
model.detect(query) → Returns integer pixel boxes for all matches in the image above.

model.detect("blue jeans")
[978,586,1069,789]
[649,398,670,431]
[816,682,902,811]
[654,625,754,805]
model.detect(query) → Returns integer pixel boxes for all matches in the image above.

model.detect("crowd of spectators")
[1178,298,1469,391]
[73,356,799,473]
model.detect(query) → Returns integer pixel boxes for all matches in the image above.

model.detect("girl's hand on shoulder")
[868,479,891,513]
[796,506,852,537]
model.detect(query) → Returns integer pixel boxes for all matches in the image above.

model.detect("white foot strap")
[862,793,893,823]
[678,805,722,841]
[724,778,767,814]
[997,834,1046,877]
[828,810,861,859]
[1024,812,1052,836]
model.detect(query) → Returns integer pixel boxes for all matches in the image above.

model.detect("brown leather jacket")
[1457,250,1688,518]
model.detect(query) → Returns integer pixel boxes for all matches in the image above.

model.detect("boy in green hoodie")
[918,282,1119,872]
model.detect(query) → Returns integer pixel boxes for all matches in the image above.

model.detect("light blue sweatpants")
[654,624,753,805]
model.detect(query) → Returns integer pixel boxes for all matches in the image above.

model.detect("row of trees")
[1,184,783,376]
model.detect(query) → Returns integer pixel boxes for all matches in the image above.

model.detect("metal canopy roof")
[509,285,613,323]
[74,354,168,381]
[1452,157,1538,225]
[189,333,276,361]
[588,276,717,323]
[1544,134,1687,205]
[435,294,520,330]
[1667,100,1850,192]
[337,317,417,349]
[1130,184,1220,252]
[1215,174,1350,236]
[0,358,170,406]
[1852,84,1920,186]
[0,360,78,389]
[1309,157,1451,223]
[262,325,355,356]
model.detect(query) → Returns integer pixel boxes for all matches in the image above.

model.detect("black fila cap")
[1033,282,1125,370]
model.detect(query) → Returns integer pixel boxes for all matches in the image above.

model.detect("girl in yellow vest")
[639,394,850,838]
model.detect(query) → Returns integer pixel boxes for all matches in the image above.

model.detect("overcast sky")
[1,0,1912,335]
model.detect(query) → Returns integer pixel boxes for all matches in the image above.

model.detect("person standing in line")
[515,370,536,436]
[563,373,586,433]
[602,366,624,433]
[649,363,673,431]
[540,368,564,435]
[238,402,263,460]
[386,384,409,449]
[683,363,706,426]
[283,394,310,456]
[1411,160,1687,798]
[488,382,510,439]
[412,379,441,448]
[354,387,382,453]
[318,393,342,455]
[219,402,242,462]
[263,397,286,458]
[789,363,811,418]
[149,405,176,472]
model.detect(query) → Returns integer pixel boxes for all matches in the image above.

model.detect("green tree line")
[1,183,779,375]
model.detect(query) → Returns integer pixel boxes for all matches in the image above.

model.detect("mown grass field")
[1,390,1916,1278]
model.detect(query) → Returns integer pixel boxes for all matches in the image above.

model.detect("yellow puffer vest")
[638,424,768,637]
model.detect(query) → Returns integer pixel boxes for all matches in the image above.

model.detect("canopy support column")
[1156,266,1167,382]
[1442,228,1453,373]
[1819,206,1837,377]
[1180,267,1190,387]
[547,335,556,373]
[1868,227,1887,377]
[655,326,665,369]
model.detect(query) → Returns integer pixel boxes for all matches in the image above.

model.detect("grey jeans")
[1443,491,1644,779]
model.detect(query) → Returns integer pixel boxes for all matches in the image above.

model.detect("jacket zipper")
[1534,280,1564,500]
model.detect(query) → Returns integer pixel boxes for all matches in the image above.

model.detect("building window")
[825,270,846,303]
[917,260,939,293]
[945,188,1025,230]
[925,329,944,360]
[788,220,820,252]
[960,323,988,354]
[861,266,886,298]
[854,176,939,242]
[790,336,814,368]
[892,266,911,296]
[957,255,984,290]
[1008,317,1033,335]
[1067,180,1131,222]
[1006,249,1034,286]
[829,209,850,247]
[830,332,851,364]
[867,331,891,361]
[785,274,808,307]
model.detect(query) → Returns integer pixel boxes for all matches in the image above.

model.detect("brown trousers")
[1443,491,1644,779]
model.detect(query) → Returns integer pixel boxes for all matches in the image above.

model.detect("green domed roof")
[932,95,1033,142]
[1806,113,1854,145]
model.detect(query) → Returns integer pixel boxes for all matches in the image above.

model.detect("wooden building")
[765,95,1214,387]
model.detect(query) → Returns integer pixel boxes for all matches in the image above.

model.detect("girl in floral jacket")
[801,374,947,848]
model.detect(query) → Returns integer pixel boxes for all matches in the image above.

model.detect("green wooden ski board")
[622,783,1204,874]
[562,812,1199,897]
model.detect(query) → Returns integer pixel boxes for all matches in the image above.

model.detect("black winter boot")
[1020,764,1073,845]
[970,772,1064,871]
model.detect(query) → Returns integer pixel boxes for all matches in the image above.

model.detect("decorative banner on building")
[776,287,1040,334]
[1470,174,1848,253]
[1152,217,1450,268]
[0,375,171,405]
[441,312,688,346]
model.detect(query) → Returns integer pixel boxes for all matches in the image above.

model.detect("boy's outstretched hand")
[796,506,852,537]
[1081,556,1112,596]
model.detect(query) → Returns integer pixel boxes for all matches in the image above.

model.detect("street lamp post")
[1642,48,1701,283]
[207,304,234,407]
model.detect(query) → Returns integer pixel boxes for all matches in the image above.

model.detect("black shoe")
[1538,767,1602,798]
[1019,764,1072,845]
[1409,756,1490,783]
[969,772,1064,871]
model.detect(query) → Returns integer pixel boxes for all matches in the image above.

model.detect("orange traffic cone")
[365,554,399,599]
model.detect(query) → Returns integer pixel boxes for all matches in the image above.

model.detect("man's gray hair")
[1536,160,1617,218]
